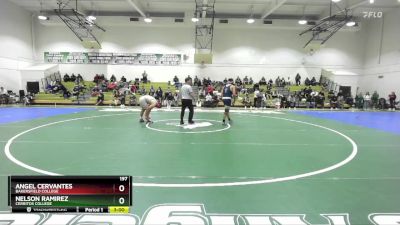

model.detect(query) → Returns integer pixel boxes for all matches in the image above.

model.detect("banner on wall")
[44,52,182,66]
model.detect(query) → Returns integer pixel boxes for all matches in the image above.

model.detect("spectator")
[304,77,310,86]
[275,76,281,87]
[142,71,148,83]
[243,76,249,85]
[130,93,137,106]
[194,76,201,86]
[0,87,9,104]
[99,80,107,92]
[113,89,120,106]
[149,86,155,96]
[337,92,345,109]
[371,91,379,109]
[140,86,146,95]
[261,92,267,109]
[355,93,364,109]
[130,84,137,93]
[249,77,254,85]
[155,87,163,100]
[281,77,286,87]
[316,92,325,108]
[275,96,281,109]
[389,91,397,111]
[63,74,70,82]
[207,84,214,95]
[310,77,317,86]
[70,73,77,82]
[235,76,242,86]
[121,76,127,82]
[260,77,267,85]
[330,94,338,110]
[107,82,117,91]
[295,73,301,86]
[24,92,34,105]
[164,87,173,109]
[363,92,371,110]
[306,94,315,108]
[91,85,100,96]
[93,74,100,83]
[254,88,260,108]
[96,90,104,106]
[110,74,116,82]
[119,89,126,107]
[76,74,83,84]
[242,93,251,108]
[173,75,179,84]
[267,79,273,90]
[205,93,212,102]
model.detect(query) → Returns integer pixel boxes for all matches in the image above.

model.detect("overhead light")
[86,15,96,21]
[298,20,307,25]
[346,21,356,27]
[191,17,199,22]
[332,0,341,2]
[246,18,255,24]
[369,0,374,3]
[38,15,49,20]
[144,17,152,23]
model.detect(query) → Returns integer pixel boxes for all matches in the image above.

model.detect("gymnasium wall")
[33,18,367,88]
[360,8,400,97]
[0,0,34,92]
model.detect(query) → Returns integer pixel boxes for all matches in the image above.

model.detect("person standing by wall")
[389,91,397,111]
[371,91,379,109]
[363,92,371,111]
[180,78,196,125]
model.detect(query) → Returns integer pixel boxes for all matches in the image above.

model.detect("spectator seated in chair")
[310,76,317,86]
[243,76,249,85]
[63,74,70,82]
[259,77,267,85]
[330,94,338,110]
[249,77,254,85]
[203,93,215,107]
[242,94,251,108]
[304,77,311,86]
[107,82,117,91]
[130,93,137,106]
[140,86,146,95]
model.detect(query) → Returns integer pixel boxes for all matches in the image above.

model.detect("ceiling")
[8,0,400,21]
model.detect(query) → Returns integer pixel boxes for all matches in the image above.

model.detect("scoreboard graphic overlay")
[8,176,132,213]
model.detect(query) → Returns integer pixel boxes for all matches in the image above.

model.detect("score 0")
[115,177,129,193]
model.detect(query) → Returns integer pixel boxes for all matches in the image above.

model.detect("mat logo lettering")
[1,204,399,224]
[166,122,213,129]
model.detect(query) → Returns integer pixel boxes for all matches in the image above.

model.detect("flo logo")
[363,11,383,18]
[166,121,213,130]
[0,204,399,225]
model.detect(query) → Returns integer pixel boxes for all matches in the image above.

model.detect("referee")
[180,77,196,125]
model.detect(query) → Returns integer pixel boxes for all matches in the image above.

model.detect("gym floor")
[0,106,399,224]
